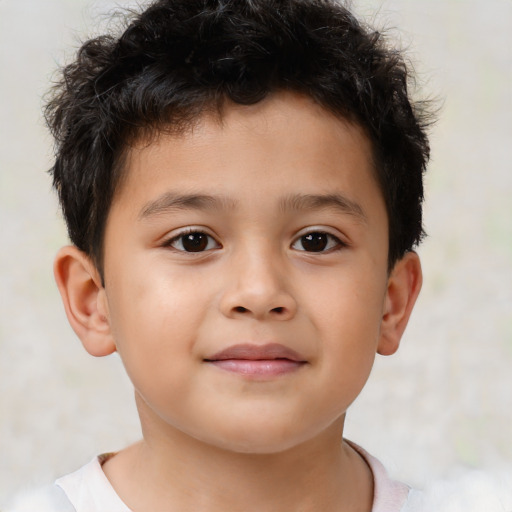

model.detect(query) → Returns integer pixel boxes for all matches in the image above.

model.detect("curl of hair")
[45,0,433,273]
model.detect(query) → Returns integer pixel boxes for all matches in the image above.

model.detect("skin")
[54,91,422,511]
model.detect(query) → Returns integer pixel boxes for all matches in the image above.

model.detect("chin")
[197,417,327,456]
[216,437,306,456]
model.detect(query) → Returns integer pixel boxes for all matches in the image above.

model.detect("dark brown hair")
[45,0,432,275]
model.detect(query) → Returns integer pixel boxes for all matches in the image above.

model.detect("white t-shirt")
[56,453,129,512]
[8,444,413,512]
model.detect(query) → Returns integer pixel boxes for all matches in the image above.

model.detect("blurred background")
[0,0,511,505]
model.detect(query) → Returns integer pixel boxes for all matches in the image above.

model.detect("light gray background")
[1,0,511,505]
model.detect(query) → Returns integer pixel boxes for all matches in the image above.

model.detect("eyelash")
[163,229,221,253]
[291,231,346,253]
[163,229,346,254]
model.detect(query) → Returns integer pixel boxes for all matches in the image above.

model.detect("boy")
[24,0,431,510]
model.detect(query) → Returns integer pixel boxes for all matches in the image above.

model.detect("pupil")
[182,233,208,252]
[302,233,327,252]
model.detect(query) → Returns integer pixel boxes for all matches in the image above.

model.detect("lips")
[204,343,307,377]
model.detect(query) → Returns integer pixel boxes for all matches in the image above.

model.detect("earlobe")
[54,246,116,357]
[377,251,422,356]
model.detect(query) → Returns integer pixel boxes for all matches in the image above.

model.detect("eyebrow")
[139,191,367,223]
[139,192,236,219]
[279,193,367,223]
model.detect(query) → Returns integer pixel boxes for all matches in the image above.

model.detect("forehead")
[113,91,382,218]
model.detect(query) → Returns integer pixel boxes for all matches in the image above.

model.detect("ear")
[377,251,422,356]
[54,245,116,357]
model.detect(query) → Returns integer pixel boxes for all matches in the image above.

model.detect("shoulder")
[5,484,75,512]
[404,468,512,512]
[6,454,130,512]
[348,441,512,512]
[347,441,411,512]
[55,454,131,512]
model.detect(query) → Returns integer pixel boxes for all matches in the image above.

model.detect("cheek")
[312,267,386,337]
[311,270,386,391]
[107,252,204,329]
[104,261,206,382]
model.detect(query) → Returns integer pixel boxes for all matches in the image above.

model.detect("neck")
[102,399,373,512]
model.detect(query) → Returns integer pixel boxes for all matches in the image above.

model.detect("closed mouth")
[204,343,307,377]
[204,343,306,363]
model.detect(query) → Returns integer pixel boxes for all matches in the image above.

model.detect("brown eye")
[168,231,220,252]
[182,233,208,252]
[301,233,328,252]
[292,232,342,252]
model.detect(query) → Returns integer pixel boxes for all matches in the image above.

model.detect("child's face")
[100,91,392,453]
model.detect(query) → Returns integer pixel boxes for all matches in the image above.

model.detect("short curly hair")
[45,0,432,275]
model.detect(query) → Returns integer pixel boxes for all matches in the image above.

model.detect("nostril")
[234,306,248,313]
[271,307,284,314]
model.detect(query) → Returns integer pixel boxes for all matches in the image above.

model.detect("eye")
[166,231,220,252]
[291,231,343,253]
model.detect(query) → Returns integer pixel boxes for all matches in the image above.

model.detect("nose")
[219,250,297,321]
